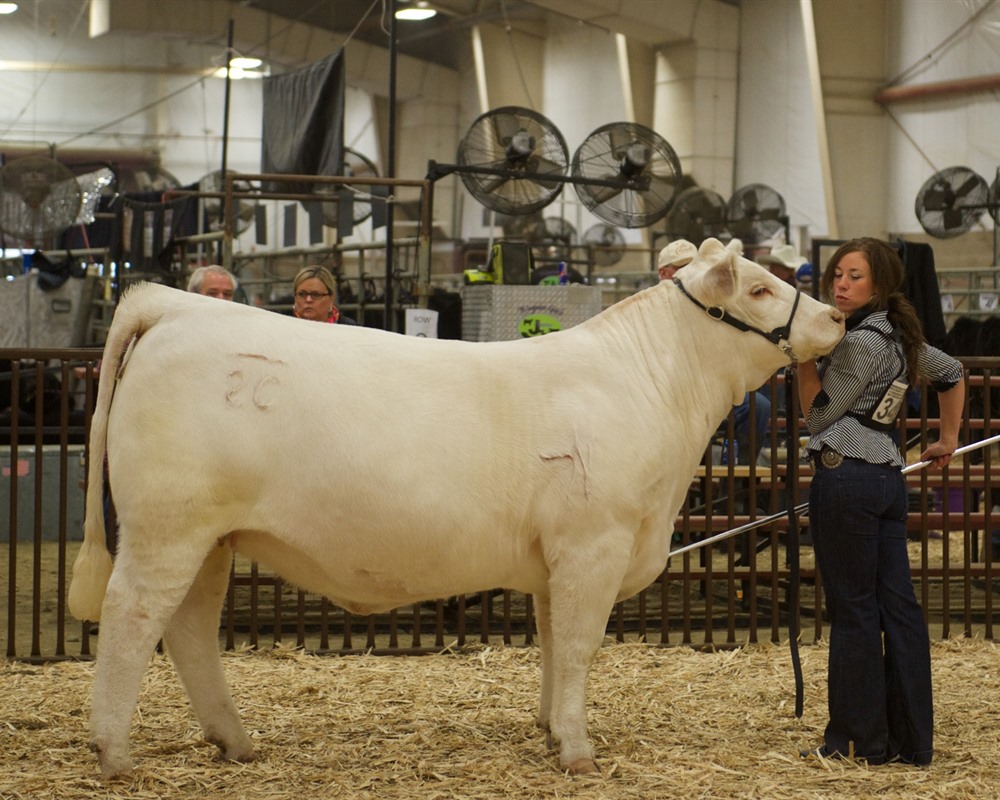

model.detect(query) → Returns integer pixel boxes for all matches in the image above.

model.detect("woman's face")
[830,251,874,314]
[294,276,335,321]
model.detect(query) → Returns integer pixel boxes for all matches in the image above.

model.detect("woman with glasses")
[292,265,356,324]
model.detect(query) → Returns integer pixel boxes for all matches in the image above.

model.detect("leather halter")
[672,276,802,365]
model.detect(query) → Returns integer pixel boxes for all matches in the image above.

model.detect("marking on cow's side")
[252,376,279,410]
[235,352,287,366]
[225,369,279,410]
[225,370,246,406]
[540,443,591,499]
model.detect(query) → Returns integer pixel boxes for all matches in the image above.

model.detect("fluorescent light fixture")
[213,66,266,80]
[395,2,436,21]
[230,56,262,69]
[212,54,268,80]
[0,3,19,14]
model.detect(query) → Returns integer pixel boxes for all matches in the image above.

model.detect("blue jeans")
[809,456,933,765]
[732,391,771,465]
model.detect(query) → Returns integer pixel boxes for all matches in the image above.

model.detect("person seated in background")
[293,265,356,324]
[657,239,771,465]
[186,264,238,300]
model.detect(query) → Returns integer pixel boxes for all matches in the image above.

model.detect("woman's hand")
[918,440,956,470]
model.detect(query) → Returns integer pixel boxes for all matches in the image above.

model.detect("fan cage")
[571,122,681,228]
[457,106,569,216]
[727,183,787,244]
[915,166,989,239]
[665,187,730,244]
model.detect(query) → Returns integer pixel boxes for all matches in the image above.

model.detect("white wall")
[735,0,827,246]
[884,0,1000,240]
[736,0,998,269]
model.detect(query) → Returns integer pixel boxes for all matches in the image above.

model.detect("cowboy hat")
[756,244,807,271]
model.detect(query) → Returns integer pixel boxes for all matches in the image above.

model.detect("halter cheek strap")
[672,277,802,364]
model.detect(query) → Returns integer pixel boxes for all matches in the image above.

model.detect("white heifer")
[69,237,843,778]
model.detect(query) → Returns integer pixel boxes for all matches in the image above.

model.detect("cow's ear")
[702,249,737,299]
[698,237,726,260]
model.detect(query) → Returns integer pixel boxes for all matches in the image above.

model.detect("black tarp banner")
[260,51,346,195]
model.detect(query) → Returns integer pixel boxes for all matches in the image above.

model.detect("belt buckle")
[821,448,844,469]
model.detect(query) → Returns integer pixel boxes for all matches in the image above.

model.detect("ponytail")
[886,292,925,385]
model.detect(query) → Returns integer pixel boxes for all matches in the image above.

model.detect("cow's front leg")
[533,592,555,745]
[163,537,254,764]
[545,542,630,774]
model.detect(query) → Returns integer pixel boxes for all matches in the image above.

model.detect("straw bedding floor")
[1,639,997,800]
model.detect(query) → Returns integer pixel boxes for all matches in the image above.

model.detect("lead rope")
[784,366,805,718]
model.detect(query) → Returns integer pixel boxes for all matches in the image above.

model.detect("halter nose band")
[672,277,802,364]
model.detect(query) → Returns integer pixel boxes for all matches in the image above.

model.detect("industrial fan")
[664,186,729,244]
[456,106,569,216]
[314,147,380,228]
[73,167,115,225]
[119,164,180,194]
[0,155,83,246]
[198,169,258,234]
[727,183,787,244]
[571,122,682,228]
[914,166,989,238]
[582,223,626,267]
[495,209,548,241]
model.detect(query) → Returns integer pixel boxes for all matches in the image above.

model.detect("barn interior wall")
[736,0,997,273]
[735,0,829,249]
[0,0,995,276]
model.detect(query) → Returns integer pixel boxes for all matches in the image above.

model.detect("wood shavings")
[1,640,997,799]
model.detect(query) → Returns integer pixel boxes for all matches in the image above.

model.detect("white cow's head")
[670,237,844,388]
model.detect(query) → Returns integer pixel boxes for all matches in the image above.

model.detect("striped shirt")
[806,310,963,467]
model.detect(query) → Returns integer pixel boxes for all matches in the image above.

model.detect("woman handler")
[796,237,965,765]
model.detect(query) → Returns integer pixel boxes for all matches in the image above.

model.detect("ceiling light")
[213,65,267,80]
[395,2,436,21]
[0,3,19,14]
[230,56,262,70]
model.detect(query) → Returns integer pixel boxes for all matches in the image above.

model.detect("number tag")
[871,379,908,425]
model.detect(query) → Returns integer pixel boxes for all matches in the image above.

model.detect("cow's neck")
[595,283,784,444]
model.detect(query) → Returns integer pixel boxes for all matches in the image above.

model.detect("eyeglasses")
[295,290,332,301]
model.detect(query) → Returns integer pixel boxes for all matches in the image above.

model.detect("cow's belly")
[232,526,550,614]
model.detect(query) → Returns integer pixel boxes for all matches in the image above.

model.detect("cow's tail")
[68,285,157,622]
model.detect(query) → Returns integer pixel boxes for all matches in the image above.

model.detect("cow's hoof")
[563,757,599,775]
[92,742,134,781]
[98,758,135,781]
[227,747,257,764]
[208,735,256,764]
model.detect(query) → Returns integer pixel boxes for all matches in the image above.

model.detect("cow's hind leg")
[89,531,225,779]
[163,537,254,764]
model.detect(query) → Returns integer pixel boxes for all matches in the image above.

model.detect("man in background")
[187,265,238,300]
